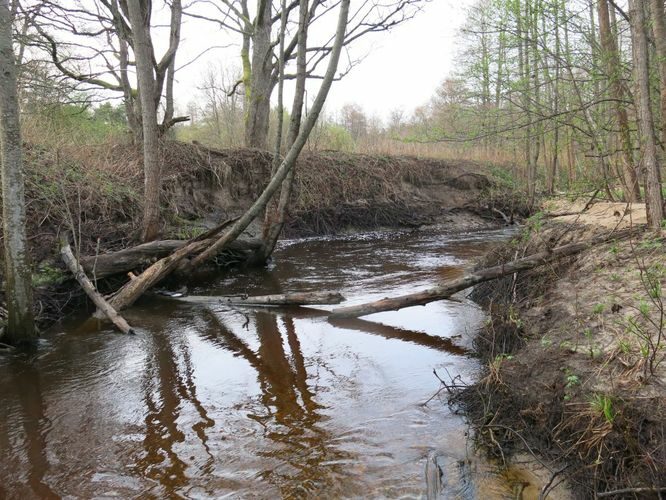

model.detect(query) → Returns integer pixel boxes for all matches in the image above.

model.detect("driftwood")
[329,228,640,319]
[60,232,134,334]
[81,237,261,279]
[166,291,345,307]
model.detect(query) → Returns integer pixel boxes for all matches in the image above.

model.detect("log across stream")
[0,226,570,498]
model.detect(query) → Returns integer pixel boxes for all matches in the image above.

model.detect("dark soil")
[459,218,666,499]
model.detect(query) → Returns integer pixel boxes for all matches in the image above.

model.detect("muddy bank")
[460,214,666,498]
[1,140,525,328]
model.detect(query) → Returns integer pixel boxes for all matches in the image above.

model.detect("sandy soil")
[545,199,648,229]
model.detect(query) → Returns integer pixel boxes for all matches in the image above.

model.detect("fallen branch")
[165,291,345,307]
[329,228,641,318]
[60,232,134,334]
[597,487,666,498]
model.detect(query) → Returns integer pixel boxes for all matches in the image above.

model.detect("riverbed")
[0,226,554,499]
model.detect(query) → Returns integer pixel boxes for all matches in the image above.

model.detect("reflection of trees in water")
[204,310,358,497]
[2,353,58,499]
[133,321,215,495]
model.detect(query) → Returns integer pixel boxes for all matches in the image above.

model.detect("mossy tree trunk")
[0,0,36,344]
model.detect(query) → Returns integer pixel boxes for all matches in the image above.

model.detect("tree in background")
[205,0,426,149]
[0,0,35,344]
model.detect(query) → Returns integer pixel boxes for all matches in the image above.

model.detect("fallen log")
[165,291,345,307]
[60,232,134,334]
[329,227,641,319]
[80,237,261,279]
[106,217,239,312]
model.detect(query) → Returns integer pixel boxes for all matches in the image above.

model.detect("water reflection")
[133,320,215,494]
[0,226,530,498]
[202,309,359,497]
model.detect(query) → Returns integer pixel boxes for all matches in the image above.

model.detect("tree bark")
[60,233,134,334]
[598,0,641,201]
[629,0,664,229]
[256,0,309,262]
[0,0,36,344]
[127,0,162,242]
[80,238,261,279]
[330,228,640,319]
[245,0,274,149]
[107,218,239,311]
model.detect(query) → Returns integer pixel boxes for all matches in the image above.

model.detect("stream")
[0,226,559,499]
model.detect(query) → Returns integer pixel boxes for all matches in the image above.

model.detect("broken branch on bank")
[60,231,134,334]
[329,228,641,319]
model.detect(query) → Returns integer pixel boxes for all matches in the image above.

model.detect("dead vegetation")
[0,139,513,328]
[456,213,666,498]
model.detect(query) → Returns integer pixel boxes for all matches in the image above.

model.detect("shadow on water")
[0,349,58,499]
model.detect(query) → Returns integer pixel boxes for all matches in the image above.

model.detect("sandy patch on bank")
[545,199,648,229]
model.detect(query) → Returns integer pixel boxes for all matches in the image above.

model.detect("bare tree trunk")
[256,0,309,262]
[60,233,134,334]
[127,0,162,242]
[330,228,640,319]
[598,0,641,201]
[649,0,666,151]
[630,0,664,228]
[245,0,273,149]
[0,0,35,344]
[106,0,351,311]
[168,291,344,307]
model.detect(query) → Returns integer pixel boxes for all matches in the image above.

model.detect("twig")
[597,487,666,498]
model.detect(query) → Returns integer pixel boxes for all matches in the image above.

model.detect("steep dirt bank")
[18,141,520,256]
[1,140,523,329]
[460,204,665,498]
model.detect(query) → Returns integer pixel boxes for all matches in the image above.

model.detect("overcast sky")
[173,0,473,123]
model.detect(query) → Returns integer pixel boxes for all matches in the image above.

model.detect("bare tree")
[0,0,35,344]
[598,0,641,201]
[629,0,664,229]
[26,0,188,142]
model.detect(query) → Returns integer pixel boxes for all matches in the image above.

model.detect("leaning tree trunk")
[245,0,274,150]
[101,0,351,314]
[630,0,664,229]
[127,0,162,242]
[0,0,36,344]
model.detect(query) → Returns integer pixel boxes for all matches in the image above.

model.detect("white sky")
[173,0,473,123]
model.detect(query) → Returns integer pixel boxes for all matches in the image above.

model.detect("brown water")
[0,226,554,499]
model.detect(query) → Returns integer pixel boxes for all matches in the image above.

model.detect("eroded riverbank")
[0,225,569,499]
